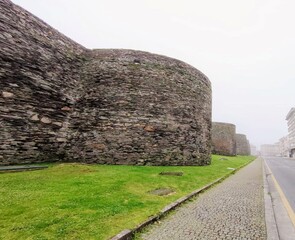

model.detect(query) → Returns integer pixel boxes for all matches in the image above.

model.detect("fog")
[12,0,295,148]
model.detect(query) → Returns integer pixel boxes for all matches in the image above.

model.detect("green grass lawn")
[0,155,255,240]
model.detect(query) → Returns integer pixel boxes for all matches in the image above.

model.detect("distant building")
[278,136,290,157]
[286,108,295,158]
[260,144,279,157]
[250,144,257,156]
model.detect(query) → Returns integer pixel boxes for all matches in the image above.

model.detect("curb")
[262,158,279,240]
[110,158,254,240]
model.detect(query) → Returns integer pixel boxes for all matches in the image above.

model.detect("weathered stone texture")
[0,0,87,165]
[235,134,251,155]
[0,0,212,166]
[211,122,236,156]
[69,49,212,165]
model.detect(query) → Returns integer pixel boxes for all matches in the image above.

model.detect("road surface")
[264,157,295,212]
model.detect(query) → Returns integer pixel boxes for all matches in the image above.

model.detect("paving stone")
[140,158,266,239]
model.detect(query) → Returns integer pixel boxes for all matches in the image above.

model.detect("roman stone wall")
[235,134,250,155]
[211,122,236,156]
[69,49,212,165]
[0,0,212,166]
[0,0,88,165]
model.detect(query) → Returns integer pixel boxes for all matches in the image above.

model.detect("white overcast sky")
[12,0,295,148]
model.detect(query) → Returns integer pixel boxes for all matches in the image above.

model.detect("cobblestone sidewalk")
[140,158,266,240]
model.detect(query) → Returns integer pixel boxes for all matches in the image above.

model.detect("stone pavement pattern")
[141,158,266,240]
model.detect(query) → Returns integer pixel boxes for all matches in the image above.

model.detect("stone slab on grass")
[159,172,183,176]
[149,188,175,196]
[0,165,48,173]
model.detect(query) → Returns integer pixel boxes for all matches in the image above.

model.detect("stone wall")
[0,0,212,166]
[235,134,250,155]
[0,0,87,165]
[69,49,212,165]
[211,122,236,156]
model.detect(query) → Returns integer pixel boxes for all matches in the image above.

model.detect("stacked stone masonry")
[0,0,212,166]
[211,122,236,156]
[235,134,251,155]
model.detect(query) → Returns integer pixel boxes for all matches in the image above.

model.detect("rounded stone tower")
[235,134,251,155]
[71,49,212,165]
[211,122,236,156]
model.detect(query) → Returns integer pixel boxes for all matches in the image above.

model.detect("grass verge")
[0,155,255,239]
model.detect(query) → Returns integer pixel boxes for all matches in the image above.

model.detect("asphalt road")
[264,157,295,212]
